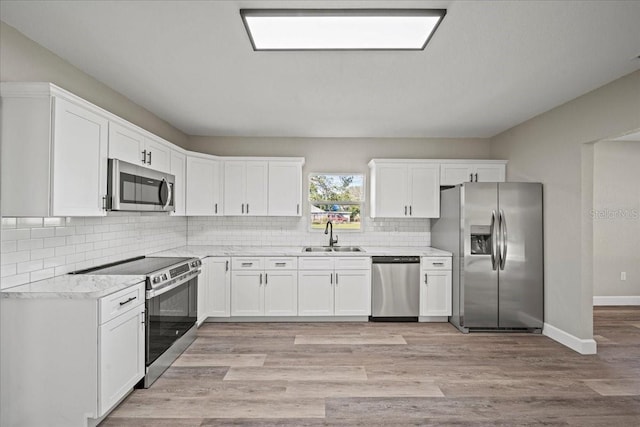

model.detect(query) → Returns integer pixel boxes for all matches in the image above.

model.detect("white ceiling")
[1,0,639,138]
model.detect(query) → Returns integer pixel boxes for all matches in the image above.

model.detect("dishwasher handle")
[371,256,420,264]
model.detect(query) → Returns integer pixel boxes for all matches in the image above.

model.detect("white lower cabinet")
[419,257,452,318]
[230,257,298,316]
[298,257,371,316]
[0,282,146,427]
[198,257,231,323]
[297,270,334,315]
[98,303,145,414]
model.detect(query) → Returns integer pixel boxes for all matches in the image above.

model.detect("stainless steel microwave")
[107,158,175,212]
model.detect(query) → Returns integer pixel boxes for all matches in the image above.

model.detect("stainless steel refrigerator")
[432,183,543,332]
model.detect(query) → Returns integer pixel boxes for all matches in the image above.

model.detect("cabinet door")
[108,122,145,166]
[334,269,371,316]
[144,137,171,173]
[372,163,408,218]
[223,161,246,215]
[298,271,334,316]
[475,164,505,182]
[264,271,298,316]
[170,150,186,216]
[408,164,440,218]
[98,306,145,416]
[186,156,219,215]
[208,258,231,317]
[231,271,264,316]
[440,163,474,186]
[52,97,109,216]
[197,260,209,324]
[245,161,268,216]
[268,161,302,216]
[419,270,452,316]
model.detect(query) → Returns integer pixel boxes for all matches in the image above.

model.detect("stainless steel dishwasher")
[371,256,420,321]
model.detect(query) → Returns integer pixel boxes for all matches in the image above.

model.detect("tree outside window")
[309,174,364,231]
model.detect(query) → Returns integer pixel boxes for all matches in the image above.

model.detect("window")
[309,174,364,231]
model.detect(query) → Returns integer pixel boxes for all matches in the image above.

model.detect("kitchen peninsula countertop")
[0,274,145,299]
[152,245,452,258]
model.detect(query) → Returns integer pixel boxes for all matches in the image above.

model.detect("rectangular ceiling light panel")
[241,9,446,51]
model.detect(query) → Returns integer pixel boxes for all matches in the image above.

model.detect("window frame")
[308,172,366,233]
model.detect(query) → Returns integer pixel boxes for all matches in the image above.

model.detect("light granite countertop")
[152,245,452,258]
[1,246,450,300]
[1,274,145,299]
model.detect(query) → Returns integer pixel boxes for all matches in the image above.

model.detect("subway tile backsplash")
[187,216,430,248]
[1,214,430,289]
[1,214,187,289]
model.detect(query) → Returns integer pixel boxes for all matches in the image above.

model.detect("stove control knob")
[152,276,161,284]
[162,274,168,281]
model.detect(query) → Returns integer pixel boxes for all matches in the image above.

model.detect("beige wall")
[490,70,640,340]
[0,21,188,148]
[593,140,640,297]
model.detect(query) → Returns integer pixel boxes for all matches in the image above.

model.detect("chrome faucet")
[324,220,338,247]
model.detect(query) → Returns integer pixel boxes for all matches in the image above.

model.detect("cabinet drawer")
[335,257,371,270]
[99,282,145,324]
[421,257,452,270]
[232,257,264,270]
[298,257,334,270]
[265,257,297,270]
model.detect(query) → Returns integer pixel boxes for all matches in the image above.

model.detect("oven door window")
[146,277,197,365]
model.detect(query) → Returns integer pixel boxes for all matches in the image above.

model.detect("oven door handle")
[146,270,201,299]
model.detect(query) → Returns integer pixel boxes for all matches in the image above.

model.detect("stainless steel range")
[77,256,202,387]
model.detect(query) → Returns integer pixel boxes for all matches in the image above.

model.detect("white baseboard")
[593,296,640,306]
[543,322,597,355]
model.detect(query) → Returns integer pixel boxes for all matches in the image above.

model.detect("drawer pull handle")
[119,296,137,306]
[275,262,286,267]
[432,262,444,266]
[242,263,253,267]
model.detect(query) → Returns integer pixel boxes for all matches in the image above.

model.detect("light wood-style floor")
[103,307,640,426]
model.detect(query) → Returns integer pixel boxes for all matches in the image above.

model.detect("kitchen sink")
[302,246,364,253]
[331,246,364,252]
[303,247,333,252]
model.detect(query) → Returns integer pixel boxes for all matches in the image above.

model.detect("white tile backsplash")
[1,212,431,289]
[1,214,187,289]
[187,216,431,248]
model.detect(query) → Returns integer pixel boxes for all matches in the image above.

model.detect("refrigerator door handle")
[490,210,498,270]
[499,209,508,270]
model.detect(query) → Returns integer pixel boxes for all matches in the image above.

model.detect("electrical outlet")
[621,272,627,281]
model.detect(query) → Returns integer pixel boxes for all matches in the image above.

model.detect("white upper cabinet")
[1,83,109,217]
[186,153,222,216]
[143,136,171,173]
[440,161,506,185]
[170,149,187,216]
[223,160,268,216]
[108,121,171,173]
[369,160,440,218]
[268,160,303,216]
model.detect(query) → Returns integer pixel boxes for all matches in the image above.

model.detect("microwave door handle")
[160,178,172,210]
